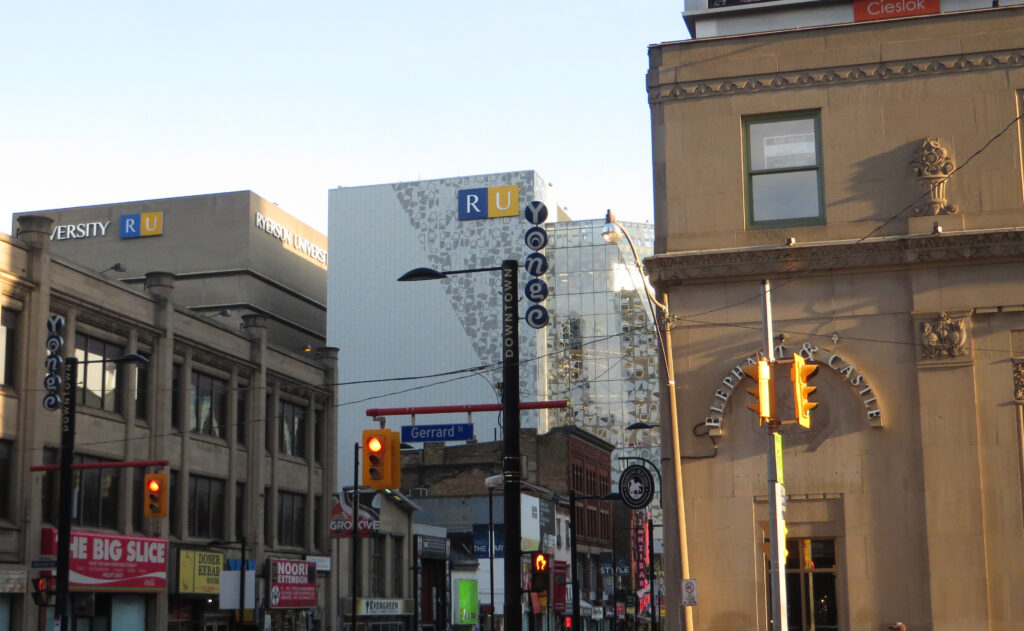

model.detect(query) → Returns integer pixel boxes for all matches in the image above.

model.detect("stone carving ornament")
[920,312,967,360]
[910,137,958,216]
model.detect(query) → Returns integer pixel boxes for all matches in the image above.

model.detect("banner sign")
[330,491,380,538]
[178,549,223,594]
[41,528,167,591]
[268,559,317,609]
[472,524,505,559]
[552,561,567,613]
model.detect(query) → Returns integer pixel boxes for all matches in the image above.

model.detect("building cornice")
[649,46,1024,104]
[645,228,1024,285]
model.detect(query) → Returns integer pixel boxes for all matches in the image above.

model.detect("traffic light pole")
[760,280,788,631]
[501,260,523,631]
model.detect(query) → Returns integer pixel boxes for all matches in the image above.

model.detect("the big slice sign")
[42,528,166,591]
[853,0,939,21]
[269,559,317,609]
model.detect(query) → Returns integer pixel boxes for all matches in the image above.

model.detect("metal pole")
[239,535,247,630]
[489,487,496,631]
[351,442,360,631]
[761,280,788,631]
[659,296,693,631]
[501,259,523,631]
[55,356,77,631]
[569,490,579,631]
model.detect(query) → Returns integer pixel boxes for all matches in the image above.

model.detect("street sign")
[524,201,548,225]
[401,423,474,443]
[619,464,655,509]
[525,305,549,329]
[681,579,698,606]
[31,559,57,569]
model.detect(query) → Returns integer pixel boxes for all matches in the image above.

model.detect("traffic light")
[791,354,818,428]
[31,575,55,607]
[531,551,550,593]
[741,358,775,424]
[564,616,572,629]
[757,520,789,560]
[143,473,168,518]
[362,429,401,490]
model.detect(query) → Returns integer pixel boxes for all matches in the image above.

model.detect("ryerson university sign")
[255,212,328,266]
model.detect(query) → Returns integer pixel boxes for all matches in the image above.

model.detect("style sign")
[458,186,519,220]
[268,559,317,609]
[41,528,167,591]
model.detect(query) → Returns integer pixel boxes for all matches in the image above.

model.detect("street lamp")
[55,352,148,630]
[568,490,620,631]
[602,210,694,631]
[399,260,524,631]
[205,537,250,630]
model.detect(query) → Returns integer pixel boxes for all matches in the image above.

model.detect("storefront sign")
[41,528,167,591]
[853,0,939,21]
[306,555,331,572]
[178,549,222,594]
[329,493,380,538]
[704,342,883,432]
[353,598,415,616]
[268,559,316,609]
[254,212,328,267]
[0,564,27,593]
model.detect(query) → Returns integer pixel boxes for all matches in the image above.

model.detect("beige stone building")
[1,196,338,631]
[647,4,1024,631]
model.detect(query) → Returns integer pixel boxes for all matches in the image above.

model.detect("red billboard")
[41,528,167,591]
[853,0,939,21]
[268,559,317,609]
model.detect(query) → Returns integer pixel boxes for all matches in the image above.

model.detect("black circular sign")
[618,464,655,510]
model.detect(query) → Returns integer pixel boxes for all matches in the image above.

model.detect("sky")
[0,1,689,236]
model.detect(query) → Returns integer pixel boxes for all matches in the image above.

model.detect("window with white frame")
[189,371,228,438]
[745,112,824,227]
[74,333,124,412]
[279,399,307,458]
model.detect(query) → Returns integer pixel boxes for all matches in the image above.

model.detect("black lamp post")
[55,352,148,630]
[206,537,249,630]
[399,261,523,631]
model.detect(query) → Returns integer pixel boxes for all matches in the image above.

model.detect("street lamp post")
[55,352,148,630]
[399,261,523,631]
[206,537,249,630]
[603,211,693,631]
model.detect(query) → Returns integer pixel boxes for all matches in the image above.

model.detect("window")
[73,454,120,529]
[236,388,248,446]
[132,467,144,532]
[169,470,181,538]
[313,408,323,464]
[75,333,124,412]
[134,355,149,422]
[189,372,228,438]
[279,400,307,458]
[1,308,18,386]
[278,491,306,547]
[745,112,824,227]
[369,534,386,597]
[188,474,225,539]
[0,440,11,520]
[172,365,182,431]
[392,536,404,596]
[235,483,245,541]
[767,538,840,631]
[313,496,322,551]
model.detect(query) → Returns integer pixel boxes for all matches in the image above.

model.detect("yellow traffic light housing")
[362,429,402,490]
[143,473,168,518]
[741,358,775,424]
[791,354,818,428]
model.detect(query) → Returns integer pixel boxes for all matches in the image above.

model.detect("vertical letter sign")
[523,201,550,329]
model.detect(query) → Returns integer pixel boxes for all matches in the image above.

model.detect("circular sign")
[43,373,62,392]
[42,392,61,412]
[45,333,64,354]
[618,464,655,510]
[44,354,63,374]
[525,278,548,303]
[525,304,550,329]
[46,314,66,334]
[524,252,548,277]
[524,226,548,251]
[270,585,281,607]
[524,201,548,225]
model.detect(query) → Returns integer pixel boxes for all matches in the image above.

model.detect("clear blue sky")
[1,1,688,235]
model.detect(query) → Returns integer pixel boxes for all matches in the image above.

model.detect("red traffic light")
[147,478,162,493]
[564,616,572,629]
[366,436,384,453]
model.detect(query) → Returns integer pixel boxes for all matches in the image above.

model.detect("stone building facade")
[647,5,1024,631]
[1,210,338,630]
